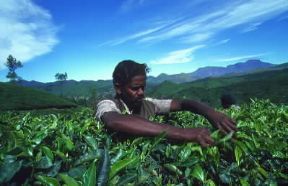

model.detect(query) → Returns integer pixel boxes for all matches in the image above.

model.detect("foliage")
[14,65,288,107]
[148,68,288,106]
[5,55,23,82]
[0,99,287,185]
[55,72,68,81]
[0,82,77,111]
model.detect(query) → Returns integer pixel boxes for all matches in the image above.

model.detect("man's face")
[117,75,146,108]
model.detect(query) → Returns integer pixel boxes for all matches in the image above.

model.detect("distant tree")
[55,72,68,81]
[5,55,23,82]
[55,72,68,97]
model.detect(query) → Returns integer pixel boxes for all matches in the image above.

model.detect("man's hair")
[113,60,149,86]
[221,94,236,108]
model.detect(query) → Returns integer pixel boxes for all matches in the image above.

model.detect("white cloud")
[217,53,269,62]
[182,32,213,43]
[0,0,58,69]
[154,0,288,42]
[150,45,205,65]
[108,0,288,45]
[140,9,226,43]
[216,39,230,45]
[242,22,262,32]
[100,26,163,46]
[100,17,183,46]
[138,23,200,43]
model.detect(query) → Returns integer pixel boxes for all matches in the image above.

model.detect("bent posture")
[96,60,237,147]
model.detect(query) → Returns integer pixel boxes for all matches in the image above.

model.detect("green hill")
[0,82,77,111]
[17,80,114,99]
[13,62,288,108]
[148,67,288,107]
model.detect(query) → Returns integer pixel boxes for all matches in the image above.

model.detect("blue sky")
[0,0,288,82]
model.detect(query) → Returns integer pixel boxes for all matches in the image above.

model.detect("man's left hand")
[207,111,237,134]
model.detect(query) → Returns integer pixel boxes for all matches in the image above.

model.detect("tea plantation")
[0,99,287,185]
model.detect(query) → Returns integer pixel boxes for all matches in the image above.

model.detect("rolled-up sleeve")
[95,100,121,120]
[145,98,172,114]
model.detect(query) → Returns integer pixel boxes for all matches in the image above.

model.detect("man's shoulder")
[144,97,172,113]
[144,97,172,104]
[96,99,121,120]
[97,99,116,105]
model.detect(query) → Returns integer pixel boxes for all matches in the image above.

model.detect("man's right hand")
[183,128,214,147]
[102,112,214,147]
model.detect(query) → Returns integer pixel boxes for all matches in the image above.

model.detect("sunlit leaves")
[59,173,79,186]
[191,164,205,182]
[36,175,60,186]
[82,160,97,186]
[0,99,287,185]
[234,145,243,166]
[97,148,110,186]
[109,157,139,179]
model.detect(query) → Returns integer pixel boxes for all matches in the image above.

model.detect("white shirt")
[95,97,172,120]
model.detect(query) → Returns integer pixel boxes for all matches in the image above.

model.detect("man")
[96,60,237,147]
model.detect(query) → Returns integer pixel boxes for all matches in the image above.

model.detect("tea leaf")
[164,164,183,175]
[191,164,205,182]
[97,148,110,186]
[41,146,54,162]
[234,145,242,166]
[84,135,98,150]
[109,157,138,179]
[36,175,60,186]
[82,160,97,186]
[0,155,22,183]
[59,173,79,186]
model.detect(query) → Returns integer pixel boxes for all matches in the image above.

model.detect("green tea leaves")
[36,175,60,186]
[191,164,205,182]
[97,148,110,186]
[0,99,287,185]
[59,174,79,186]
[234,145,243,166]
[0,155,22,183]
[109,157,138,179]
[82,160,97,186]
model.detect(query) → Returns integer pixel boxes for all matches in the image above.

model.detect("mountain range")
[15,59,277,98]
[2,59,287,109]
[147,59,274,83]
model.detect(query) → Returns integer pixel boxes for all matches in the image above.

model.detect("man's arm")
[170,99,237,134]
[101,111,214,147]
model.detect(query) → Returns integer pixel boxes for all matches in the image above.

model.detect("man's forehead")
[129,75,146,85]
[131,75,146,81]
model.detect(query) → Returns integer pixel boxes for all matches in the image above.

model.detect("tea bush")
[0,99,287,185]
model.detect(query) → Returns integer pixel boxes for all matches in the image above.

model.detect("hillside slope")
[148,68,288,107]
[12,61,288,107]
[17,79,114,98]
[16,60,278,98]
[0,82,77,110]
[147,59,274,83]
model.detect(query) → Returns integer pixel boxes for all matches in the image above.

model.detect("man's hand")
[183,128,214,147]
[171,99,237,135]
[206,111,237,134]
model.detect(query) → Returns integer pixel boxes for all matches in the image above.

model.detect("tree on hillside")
[55,72,68,81]
[5,55,23,82]
[55,72,68,97]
